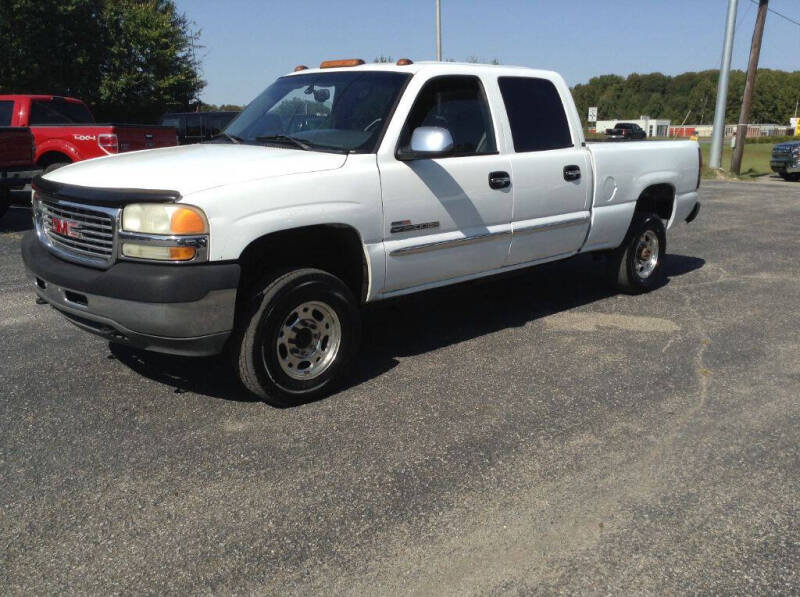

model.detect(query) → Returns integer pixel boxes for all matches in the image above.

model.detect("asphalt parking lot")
[1,181,798,595]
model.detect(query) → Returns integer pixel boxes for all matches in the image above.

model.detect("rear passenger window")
[185,115,203,138]
[0,101,13,125]
[498,77,572,152]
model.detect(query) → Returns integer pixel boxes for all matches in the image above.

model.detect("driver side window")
[399,76,496,156]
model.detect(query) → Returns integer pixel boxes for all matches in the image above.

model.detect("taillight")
[98,133,119,154]
[697,145,702,189]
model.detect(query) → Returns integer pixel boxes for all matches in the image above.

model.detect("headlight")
[122,204,208,235]
[120,203,208,263]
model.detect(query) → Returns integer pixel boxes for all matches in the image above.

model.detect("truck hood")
[773,142,800,152]
[42,143,348,196]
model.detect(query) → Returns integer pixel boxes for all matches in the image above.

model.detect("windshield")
[225,71,410,153]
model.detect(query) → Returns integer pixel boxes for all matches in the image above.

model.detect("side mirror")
[397,126,454,160]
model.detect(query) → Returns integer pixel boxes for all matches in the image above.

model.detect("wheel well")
[635,184,674,221]
[237,224,368,303]
[37,151,72,169]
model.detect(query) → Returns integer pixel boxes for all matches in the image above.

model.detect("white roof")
[284,61,560,80]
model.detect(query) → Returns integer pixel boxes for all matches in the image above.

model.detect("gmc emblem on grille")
[51,216,81,239]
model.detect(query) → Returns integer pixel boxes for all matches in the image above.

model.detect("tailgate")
[0,127,34,168]
[114,125,178,152]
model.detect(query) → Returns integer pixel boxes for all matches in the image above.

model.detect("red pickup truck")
[0,95,177,172]
[0,126,37,218]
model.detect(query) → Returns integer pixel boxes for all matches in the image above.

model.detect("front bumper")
[770,158,800,174]
[21,231,240,356]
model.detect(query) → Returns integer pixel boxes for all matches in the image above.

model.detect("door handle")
[563,165,581,181]
[489,171,511,189]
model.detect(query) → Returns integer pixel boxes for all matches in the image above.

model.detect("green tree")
[0,0,205,123]
[571,69,800,125]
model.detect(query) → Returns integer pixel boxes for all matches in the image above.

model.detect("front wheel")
[607,213,667,294]
[231,268,361,407]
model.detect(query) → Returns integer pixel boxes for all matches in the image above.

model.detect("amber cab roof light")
[319,58,365,69]
[294,65,308,72]
[396,58,414,65]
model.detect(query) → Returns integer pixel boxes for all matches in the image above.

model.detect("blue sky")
[175,0,800,106]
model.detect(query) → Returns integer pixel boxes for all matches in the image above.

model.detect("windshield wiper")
[255,134,312,151]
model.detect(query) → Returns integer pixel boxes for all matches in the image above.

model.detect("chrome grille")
[35,197,119,268]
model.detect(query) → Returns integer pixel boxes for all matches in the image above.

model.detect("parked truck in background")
[606,122,647,140]
[0,126,38,218]
[770,141,800,181]
[23,59,701,406]
[0,95,177,172]
[160,111,240,145]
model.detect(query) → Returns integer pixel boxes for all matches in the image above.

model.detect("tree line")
[3,3,799,129]
[0,0,204,124]
[572,69,800,126]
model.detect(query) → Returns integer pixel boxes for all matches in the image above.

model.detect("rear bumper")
[1,167,41,188]
[21,231,240,356]
[685,201,701,223]
[669,191,699,229]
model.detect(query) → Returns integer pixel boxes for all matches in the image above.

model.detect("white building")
[595,116,671,137]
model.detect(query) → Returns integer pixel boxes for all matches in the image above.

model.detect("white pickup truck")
[23,59,701,406]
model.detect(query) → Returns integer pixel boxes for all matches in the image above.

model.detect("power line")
[749,0,800,27]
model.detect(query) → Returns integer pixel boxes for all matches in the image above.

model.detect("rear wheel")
[231,268,361,407]
[607,213,667,294]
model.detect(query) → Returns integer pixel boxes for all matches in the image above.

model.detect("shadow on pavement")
[0,199,33,233]
[111,252,705,404]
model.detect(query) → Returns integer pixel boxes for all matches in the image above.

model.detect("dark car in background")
[160,111,239,144]
[0,126,38,218]
[606,122,647,140]
[770,141,800,181]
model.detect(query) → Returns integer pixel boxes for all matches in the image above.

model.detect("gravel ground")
[1,181,798,595]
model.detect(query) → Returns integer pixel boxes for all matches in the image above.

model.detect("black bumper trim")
[22,231,240,303]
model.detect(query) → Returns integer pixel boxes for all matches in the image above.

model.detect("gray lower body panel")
[30,273,236,356]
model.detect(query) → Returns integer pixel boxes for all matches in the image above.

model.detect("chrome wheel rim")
[274,301,341,380]
[635,230,660,279]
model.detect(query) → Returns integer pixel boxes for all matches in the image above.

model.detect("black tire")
[43,162,70,174]
[607,212,667,294]
[779,172,790,180]
[231,268,361,407]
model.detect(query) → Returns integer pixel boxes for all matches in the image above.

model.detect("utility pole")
[710,0,739,169]
[731,0,769,174]
[435,0,442,61]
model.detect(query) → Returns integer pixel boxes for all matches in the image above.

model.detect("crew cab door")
[378,75,512,293]
[497,76,592,265]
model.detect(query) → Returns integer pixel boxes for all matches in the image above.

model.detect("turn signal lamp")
[319,58,364,68]
[122,244,197,261]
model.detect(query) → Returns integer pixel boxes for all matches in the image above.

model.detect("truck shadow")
[110,252,705,405]
[0,192,33,233]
